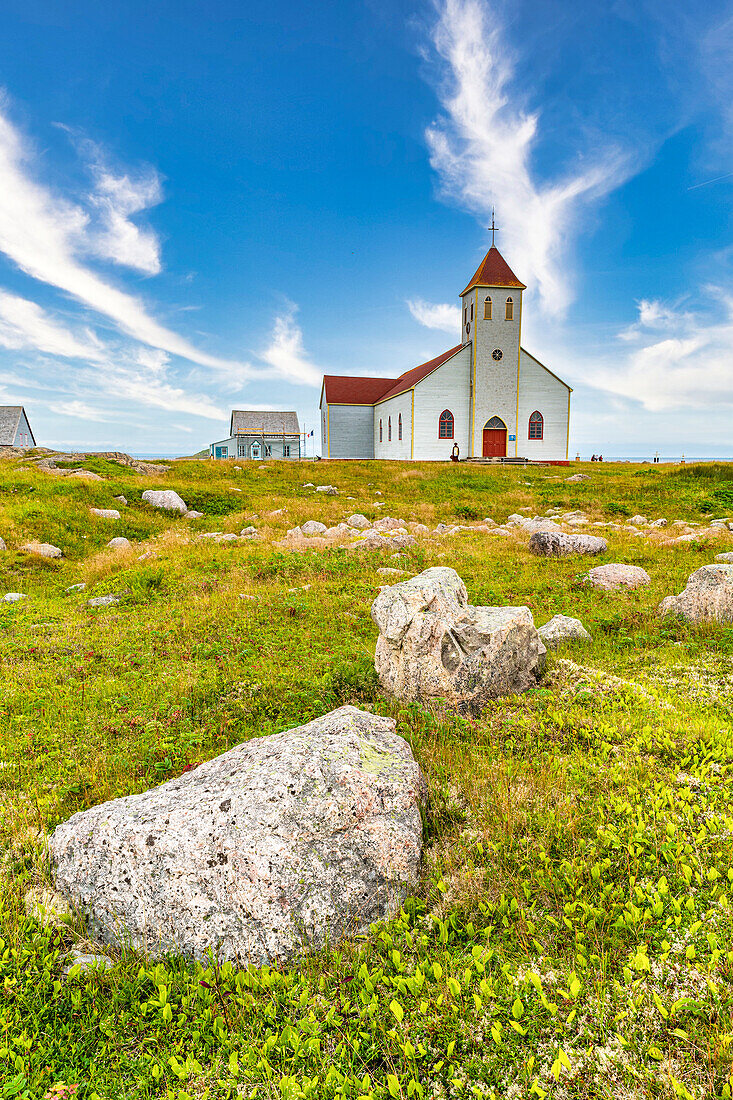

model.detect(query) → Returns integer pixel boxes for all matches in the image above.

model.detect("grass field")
[2,455,733,1100]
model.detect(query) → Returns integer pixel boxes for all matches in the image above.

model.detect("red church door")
[482,417,507,457]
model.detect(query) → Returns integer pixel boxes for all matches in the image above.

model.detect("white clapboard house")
[210,410,301,460]
[0,406,36,449]
[319,241,571,461]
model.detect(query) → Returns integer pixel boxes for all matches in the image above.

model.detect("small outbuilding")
[0,406,36,449]
[210,410,301,461]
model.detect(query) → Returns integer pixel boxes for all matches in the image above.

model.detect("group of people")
[590,453,604,462]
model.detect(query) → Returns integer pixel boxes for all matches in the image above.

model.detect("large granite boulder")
[586,564,651,591]
[371,567,545,714]
[659,564,733,623]
[50,706,426,965]
[538,614,591,647]
[141,489,187,514]
[529,531,607,557]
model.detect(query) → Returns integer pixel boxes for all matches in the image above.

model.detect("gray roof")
[0,406,25,446]
[230,410,300,436]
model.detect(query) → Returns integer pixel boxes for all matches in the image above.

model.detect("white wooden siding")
[518,349,570,460]
[326,404,375,458]
[373,393,412,460]
[411,345,471,461]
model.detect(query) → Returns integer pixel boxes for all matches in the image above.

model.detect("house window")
[505,296,514,321]
[388,416,392,441]
[283,444,290,457]
[265,444,272,457]
[528,411,544,440]
[438,409,454,439]
[379,419,383,442]
[238,443,247,457]
[484,296,492,319]
[398,413,402,441]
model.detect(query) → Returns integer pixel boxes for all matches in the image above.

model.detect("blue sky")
[0,0,731,456]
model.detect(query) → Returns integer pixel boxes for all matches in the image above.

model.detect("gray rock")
[240,526,258,536]
[716,552,733,563]
[301,520,328,536]
[565,473,590,482]
[586,564,651,591]
[2,592,26,602]
[0,537,6,551]
[21,542,63,559]
[371,567,545,714]
[628,514,648,525]
[87,595,120,608]
[141,489,187,514]
[659,564,733,624]
[315,485,338,495]
[50,706,426,965]
[538,614,592,647]
[520,518,562,534]
[113,495,127,506]
[107,537,131,549]
[65,583,86,593]
[347,514,371,529]
[506,513,524,526]
[529,531,607,557]
[63,949,115,977]
[90,508,121,520]
[185,510,204,519]
[373,517,407,532]
[650,518,668,528]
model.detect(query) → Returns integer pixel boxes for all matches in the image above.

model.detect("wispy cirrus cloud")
[407,297,461,335]
[0,290,105,360]
[424,0,636,315]
[87,163,163,275]
[258,303,323,386]
[49,400,109,421]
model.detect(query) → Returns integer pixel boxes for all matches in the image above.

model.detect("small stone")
[114,495,128,506]
[87,595,120,608]
[315,485,338,495]
[716,552,733,563]
[90,508,121,520]
[301,520,328,536]
[377,567,409,577]
[24,886,71,929]
[538,614,592,647]
[21,542,63,559]
[65,583,86,593]
[0,537,6,550]
[565,473,590,482]
[240,526,258,536]
[185,510,204,519]
[586,564,651,591]
[107,537,131,549]
[64,949,115,977]
[2,592,26,602]
[302,483,315,488]
[529,531,607,557]
[628,515,648,525]
[650,518,668,527]
[347,514,371,528]
[141,489,187,514]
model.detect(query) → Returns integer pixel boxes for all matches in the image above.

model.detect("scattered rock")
[628,515,648,525]
[114,495,128,506]
[347,514,371,529]
[87,595,120,608]
[315,485,338,495]
[586,564,651,591]
[107,537,131,550]
[0,537,5,550]
[371,567,545,714]
[63,949,115,977]
[565,473,590,482]
[21,542,63,559]
[373,516,407,532]
[538,614,591,647]
[650,518,668,527]
[90,508,121,520]
[141,489,187,514]
[185,510,204,519]
[24,886,71,929]
[302,483,314,488]
[301,520,328,536]
[377,568,409,577]
[716,552,733,563]
[2,592,26,602]
[240,526,258,538]
[659,564,733,624]
[65,583,86,593]
[50,706,426,965]
[529,531,607,557]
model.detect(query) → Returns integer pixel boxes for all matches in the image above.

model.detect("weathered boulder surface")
[586,564,651,591]
[565,473,590,483]
[538,614,591,647]
[659,564,733,623]
[301,520,327,536]
[21,541,63,559]
[50,706,426,965]
[90,508,121,520]
[717,552,733,563]
[347,514,371,529]
[529,531,607,557]
[141,489,187,514]
[107,537,131,549]
[371,567,545,714]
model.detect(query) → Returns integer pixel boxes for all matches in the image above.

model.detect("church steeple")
[460,244,526,297]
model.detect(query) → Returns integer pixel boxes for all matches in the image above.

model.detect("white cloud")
[591,292,733,410]
[88,165,163,275]
[50,400,109,421]
[0,290,104,360]
[407,298,461,335]
[0,100,243,371]
[259,303,322,386]
[425,0,635,315]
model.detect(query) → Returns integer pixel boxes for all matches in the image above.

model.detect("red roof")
[378,345,463,402]
[322,345,463,408]
[460,245,525,295]
[322,375,397,405]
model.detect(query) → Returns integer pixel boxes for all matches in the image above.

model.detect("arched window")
[388,416,392,441]
[398,413,402,441]
[439,409,454,439]
[379,419,383,442]
[528,411,544,440]
[484,296,492,320]
[505,296,514,321]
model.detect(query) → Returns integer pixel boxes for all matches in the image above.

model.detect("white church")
[319,238,571,461]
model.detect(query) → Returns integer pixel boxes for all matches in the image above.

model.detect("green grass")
[1,456,733,1099]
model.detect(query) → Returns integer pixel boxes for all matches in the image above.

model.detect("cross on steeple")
[489,208,499,247]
